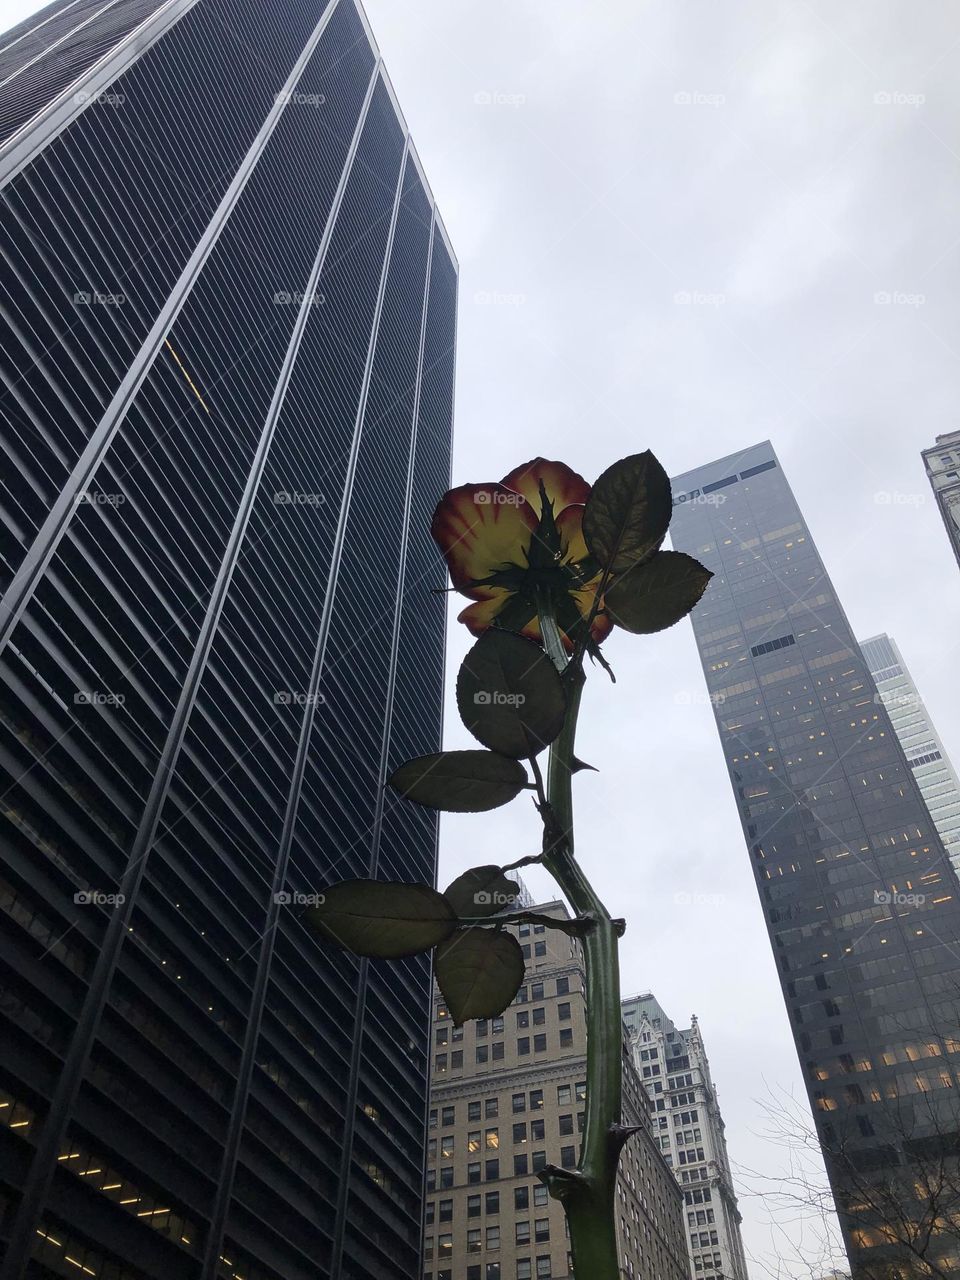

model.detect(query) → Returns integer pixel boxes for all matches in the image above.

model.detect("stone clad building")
[423,902,688,1280]
[622,994,749,1280]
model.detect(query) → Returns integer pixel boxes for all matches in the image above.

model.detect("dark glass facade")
[0,1,457,1277]
[670,443,960,1276]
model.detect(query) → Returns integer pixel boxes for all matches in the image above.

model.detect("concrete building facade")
[423,903,689,1280]
[921,430,960,571]
[622,994,749,1280]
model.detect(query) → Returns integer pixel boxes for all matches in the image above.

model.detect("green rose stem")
[532,592,624,1278]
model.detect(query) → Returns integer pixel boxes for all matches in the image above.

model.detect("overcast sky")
[359,1,960,1274]
[6,0,959,1273]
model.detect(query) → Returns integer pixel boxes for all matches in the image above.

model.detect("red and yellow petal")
[457,589,509,636]
[572,587,615,645]
[457,590,541,642]
[431,483,537,595]
[556,503,589,564]
[500,458,590,519]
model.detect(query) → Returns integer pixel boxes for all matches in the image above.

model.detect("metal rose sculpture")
[305,451,712,1277]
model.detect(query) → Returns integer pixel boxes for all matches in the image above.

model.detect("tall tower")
[669,442,960,1277]
[0,2,457,1278]
[860,634,960,875]
[622,994,749,1280]
[921,430,960,571]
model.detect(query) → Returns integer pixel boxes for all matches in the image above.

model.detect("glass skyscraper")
[860,634,960,876]
[670,443,960,1277]
[0,1,457,1277]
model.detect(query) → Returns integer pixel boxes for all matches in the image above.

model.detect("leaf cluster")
[301,452,713,1023]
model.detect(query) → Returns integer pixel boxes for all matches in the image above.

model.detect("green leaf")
[605,551,713,634]
[388,751,528,812]
[303,880,456,958]
[434,928,526,1025]
[582,451,672,574]
[444,866,520,918]
[456,630,566,759]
